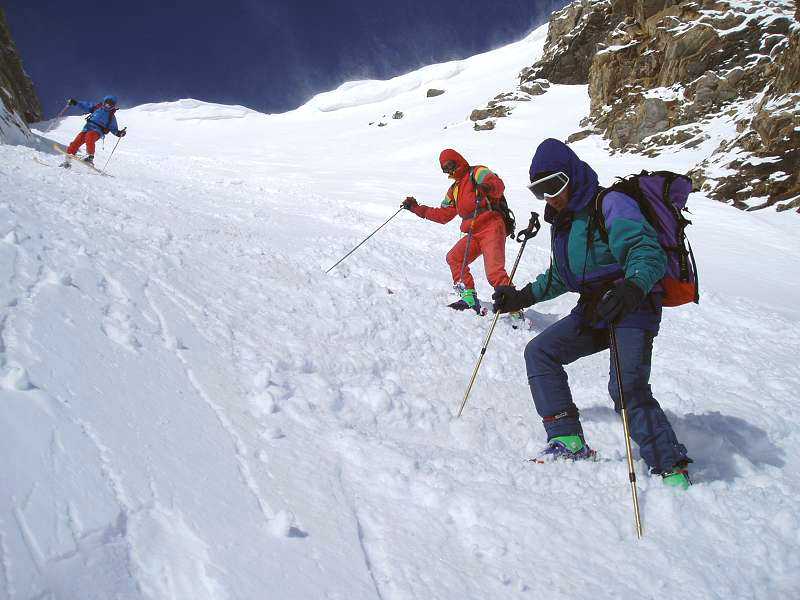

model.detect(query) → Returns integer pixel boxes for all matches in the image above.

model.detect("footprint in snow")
[268,510,307,539]
[1,364,37,391]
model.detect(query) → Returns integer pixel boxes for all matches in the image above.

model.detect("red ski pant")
[67,130,101,156]
[446,213,511,290]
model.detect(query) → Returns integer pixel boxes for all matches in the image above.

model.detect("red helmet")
[439,149,469,179]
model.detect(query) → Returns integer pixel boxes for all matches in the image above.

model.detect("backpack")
[469,168,516,238]
[86,104,117,134]
[590,171,699,307]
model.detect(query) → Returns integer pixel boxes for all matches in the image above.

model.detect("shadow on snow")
[581,405,784,483]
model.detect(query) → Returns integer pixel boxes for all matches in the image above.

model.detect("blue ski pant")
[524,313,689,473]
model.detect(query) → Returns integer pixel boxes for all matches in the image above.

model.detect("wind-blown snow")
[1,23,799,599]
[300,31,544,114]
[131,98,258,121]
[301,63,467,112]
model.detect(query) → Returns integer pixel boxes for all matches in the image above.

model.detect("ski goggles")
[441,160,458,174]
[528,171,569,199]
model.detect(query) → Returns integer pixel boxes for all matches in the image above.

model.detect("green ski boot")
[661,463,691,490]
[533,435,597,462]
[449,287,482,315]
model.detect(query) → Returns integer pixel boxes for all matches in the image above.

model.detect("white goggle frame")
[527,171,569,199]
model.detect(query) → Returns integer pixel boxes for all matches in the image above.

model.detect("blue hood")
[529,138,599,213]
[103,95,118,106]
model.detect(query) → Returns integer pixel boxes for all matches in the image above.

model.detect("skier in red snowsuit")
[402,149,511,312]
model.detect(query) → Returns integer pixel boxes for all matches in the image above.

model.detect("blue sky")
[7,1,568,120]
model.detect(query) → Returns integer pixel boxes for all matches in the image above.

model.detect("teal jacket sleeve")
[602,191,666,294]
[529,260,568,303]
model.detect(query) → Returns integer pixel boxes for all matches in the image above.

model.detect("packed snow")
[1,23,799,600]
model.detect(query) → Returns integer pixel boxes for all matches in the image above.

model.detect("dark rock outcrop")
[581,0,799,210]
[467,85,545,130]
[0,7,41,142]
[520,0,618,85]
[481,0,799,212]
[468,0,616,128]
[469,105,510,122]
[729,3,800,211]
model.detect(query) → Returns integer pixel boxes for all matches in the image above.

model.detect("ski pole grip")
[515,211,541,243]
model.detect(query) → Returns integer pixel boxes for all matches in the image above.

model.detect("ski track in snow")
[1,24,799,599]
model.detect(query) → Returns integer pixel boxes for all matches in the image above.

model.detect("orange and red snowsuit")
[409,149,511,290]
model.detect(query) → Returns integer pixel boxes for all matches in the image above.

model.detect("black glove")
[116,128,127,138]
[68,98,78,106]
[596,280,645,324]
[492,282,536,314]
[401,196,418,210]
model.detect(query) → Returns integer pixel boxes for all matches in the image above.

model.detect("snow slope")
[1,24,799,599]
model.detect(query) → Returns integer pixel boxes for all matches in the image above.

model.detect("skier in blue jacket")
[63,95,126,165]
[492,138,691,489]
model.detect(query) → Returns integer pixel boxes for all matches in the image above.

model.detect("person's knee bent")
[608,378,653,413]
[446,248,459,269]
[525,336,551,373]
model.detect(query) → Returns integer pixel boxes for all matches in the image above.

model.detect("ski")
[51,143,113,177]
[527,450,611,465]
[32,156,56,168]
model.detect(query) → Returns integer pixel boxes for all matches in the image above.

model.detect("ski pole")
[101,128,125,173]
[326,207,404,274]
[452,206,480,309]
[608,322,644,539]
[456,206,480,285]
[43,103,70,136]
[457,211,540,417]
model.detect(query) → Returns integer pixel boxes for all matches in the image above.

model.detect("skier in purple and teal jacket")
[492,138,691,489]
[64,95,126,164]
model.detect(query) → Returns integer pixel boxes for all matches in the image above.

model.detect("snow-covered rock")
[0,9,41,144]
[472,0,800,212]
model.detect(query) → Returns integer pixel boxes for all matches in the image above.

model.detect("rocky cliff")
[0,7,41,143]
[473,0,800,212]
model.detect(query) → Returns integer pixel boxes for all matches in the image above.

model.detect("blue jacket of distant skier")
[75,98,120,137]
[526,138,666,331]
